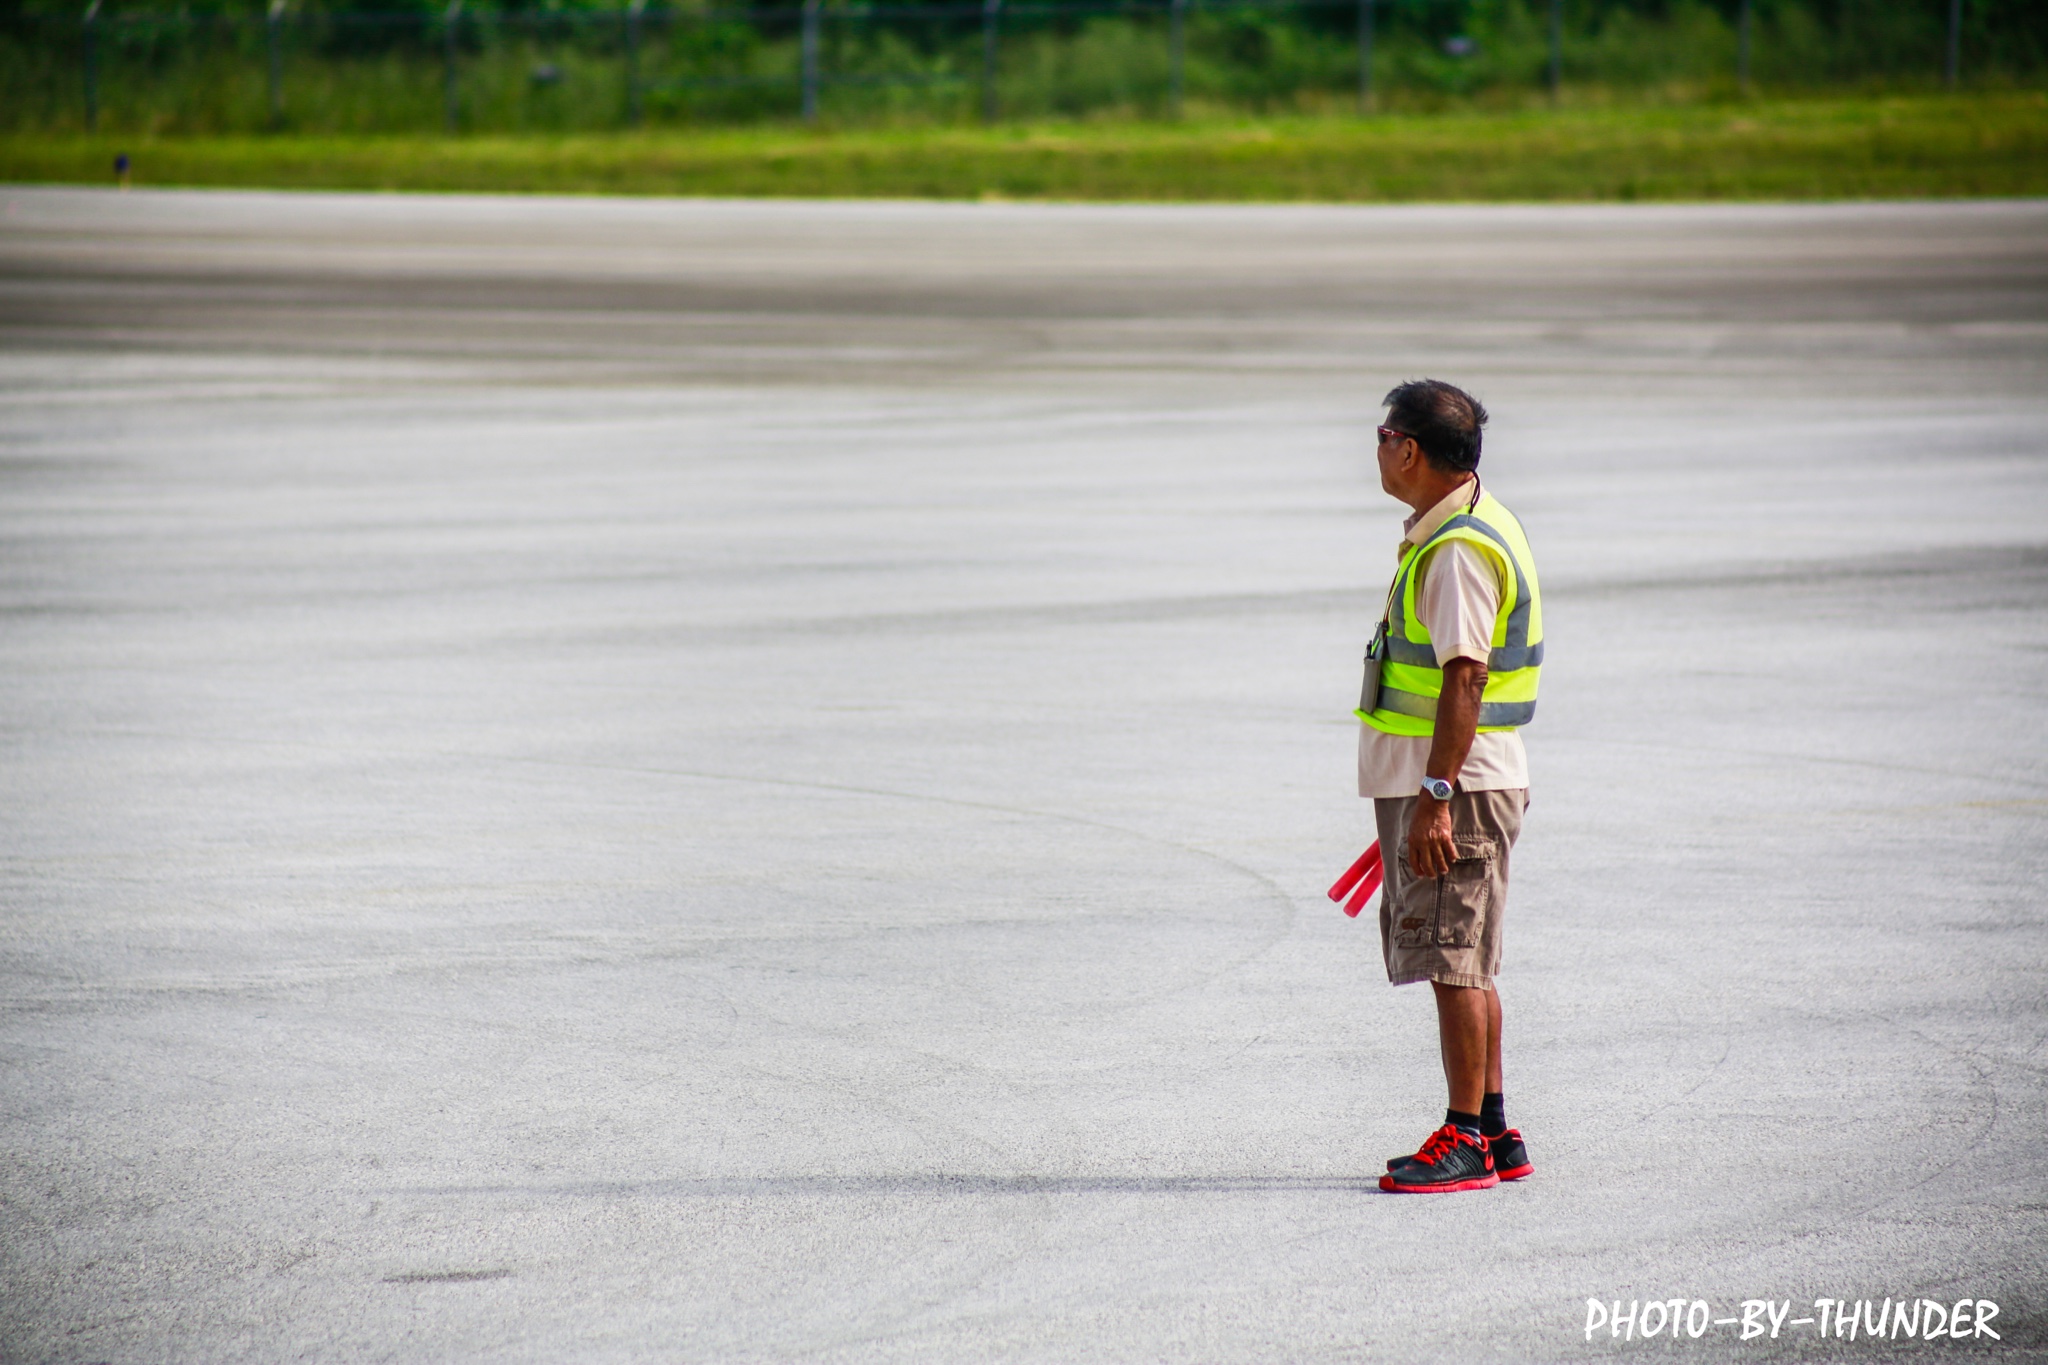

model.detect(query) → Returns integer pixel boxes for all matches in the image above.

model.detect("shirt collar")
[1400,475,1480,552]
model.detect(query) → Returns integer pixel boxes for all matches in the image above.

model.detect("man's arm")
[1407,657,1487,879]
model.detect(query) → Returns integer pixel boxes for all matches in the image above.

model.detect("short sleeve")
[1414,540,1505,667]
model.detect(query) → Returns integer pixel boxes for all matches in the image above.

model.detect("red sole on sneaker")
[1377,1172,1500,1193]
[1496,1163,1533,1181]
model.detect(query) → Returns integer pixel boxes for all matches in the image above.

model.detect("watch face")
[1423,778,1453,800]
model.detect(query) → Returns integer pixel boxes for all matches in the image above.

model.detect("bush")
[2,0,2041,134]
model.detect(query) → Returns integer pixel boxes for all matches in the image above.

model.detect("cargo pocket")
[1391,840,1435,948]
[1433,836,1496,948]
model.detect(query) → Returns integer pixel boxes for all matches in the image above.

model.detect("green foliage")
[1,0,2043,134]
[5,93,2043,200]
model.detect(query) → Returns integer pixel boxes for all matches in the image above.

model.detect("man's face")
[1375,422,1413,498]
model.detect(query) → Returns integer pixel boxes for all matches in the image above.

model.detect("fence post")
[443,0,463,130]
[266,0,285,129]
[1736,0,1751,91]
[801,0,820,122]
[82,0,100,132]
[1547,0,1561,101]
[1736,0,1753,92]
[1356,0,1372,112]
[1168,0,1186,118]
[625,0,644,126]
[1944,0,1961,87]
[981,0,1000,124]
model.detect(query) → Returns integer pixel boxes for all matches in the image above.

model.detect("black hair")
[1382,379,1488,474]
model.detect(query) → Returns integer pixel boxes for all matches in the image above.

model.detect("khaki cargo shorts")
[1373,789,1528,990]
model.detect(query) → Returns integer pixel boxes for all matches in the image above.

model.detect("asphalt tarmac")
[2,187,2045,1363]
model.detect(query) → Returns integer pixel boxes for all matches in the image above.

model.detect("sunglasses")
[1376,425,1414,444]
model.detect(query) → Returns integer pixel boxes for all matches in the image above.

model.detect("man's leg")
[1486,983,1503,1096]
[1470,982,1533,1178]
[1430,980,1490,1116]
[1381,980,1500,1191]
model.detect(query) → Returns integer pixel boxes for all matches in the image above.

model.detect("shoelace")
[1413,1125,1469,1166]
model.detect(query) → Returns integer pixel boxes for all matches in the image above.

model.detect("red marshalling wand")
[1327,842,1383,917]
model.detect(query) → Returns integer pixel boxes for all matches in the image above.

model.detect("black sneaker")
[1487,1128,1533,1181]
[1378,1124,1498,1193]
[1388,1128,1533,1181]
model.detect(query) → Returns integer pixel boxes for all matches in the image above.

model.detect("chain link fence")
[4,0,2041,133]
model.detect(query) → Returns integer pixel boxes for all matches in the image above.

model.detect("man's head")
[1376,379,1487,511]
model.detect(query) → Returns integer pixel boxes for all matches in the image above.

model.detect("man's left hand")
[1405,656,1486,879]
[1407,796,1456,878]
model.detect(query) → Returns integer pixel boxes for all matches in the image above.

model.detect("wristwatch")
[1419,776,1455,802]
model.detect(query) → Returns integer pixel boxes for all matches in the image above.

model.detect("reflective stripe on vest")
[1357,490,1542,737]
[1372,685,1539,728]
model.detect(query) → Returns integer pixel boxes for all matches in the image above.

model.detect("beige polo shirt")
[1357,478,1530,799]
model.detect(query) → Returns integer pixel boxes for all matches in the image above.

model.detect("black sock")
[1480,1092,1506,1138]
[1445,1108,1482,1138]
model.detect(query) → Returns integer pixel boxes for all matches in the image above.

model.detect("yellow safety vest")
[1356,488,1543,736]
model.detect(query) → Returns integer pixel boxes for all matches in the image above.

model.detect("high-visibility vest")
[1356,488,1543,736]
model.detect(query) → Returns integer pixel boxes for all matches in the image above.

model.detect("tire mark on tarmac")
[1566,735,2048,795]
[389,1173,1367,1198]
[5,726,1303,1010]
[1688,1006,2007,1281]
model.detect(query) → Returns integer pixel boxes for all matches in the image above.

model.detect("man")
[1357,379,1541,1194]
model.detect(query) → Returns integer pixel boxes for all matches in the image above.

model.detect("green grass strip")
[6,94,2045,201]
